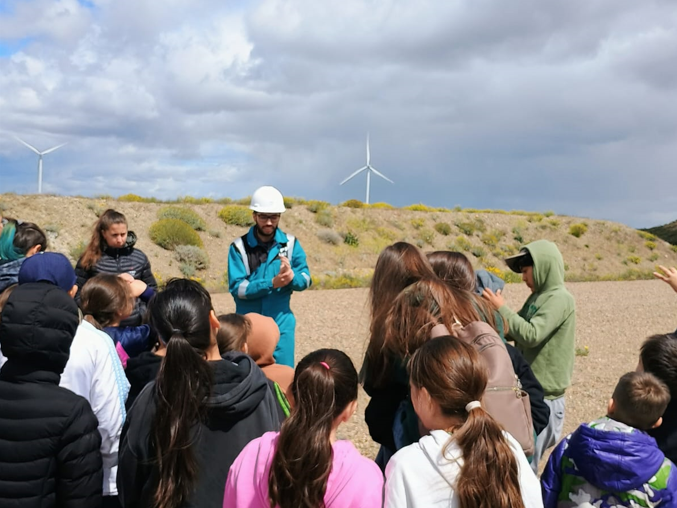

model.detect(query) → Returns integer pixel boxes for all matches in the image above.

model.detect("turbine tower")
[340,133,393,204]
[14,136,67,194]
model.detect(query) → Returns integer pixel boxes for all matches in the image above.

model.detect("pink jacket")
[224,431,383,508]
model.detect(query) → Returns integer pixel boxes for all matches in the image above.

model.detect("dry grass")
[213,279,677,471]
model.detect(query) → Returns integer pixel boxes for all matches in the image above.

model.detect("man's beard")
[255,225,277,238]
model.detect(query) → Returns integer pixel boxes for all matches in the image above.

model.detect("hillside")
[1,194,674,290]
[645,220,677,246]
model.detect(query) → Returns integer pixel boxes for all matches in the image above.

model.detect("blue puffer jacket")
[542,417,677,507]
[228,227,311,367]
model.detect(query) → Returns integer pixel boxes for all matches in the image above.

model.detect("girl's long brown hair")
[427,250,507,334]
[364,242,435,387]
[269,349,358,508]
[80,209,127,270]
[370,277,479,387]
[409,337,525,508]
[80,274,133,329]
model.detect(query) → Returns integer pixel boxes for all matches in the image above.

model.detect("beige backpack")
[431,321,535,457]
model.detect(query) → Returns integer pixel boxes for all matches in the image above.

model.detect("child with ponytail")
[384,335,542,508]
[118,279,282,508]
[224,349,384,508]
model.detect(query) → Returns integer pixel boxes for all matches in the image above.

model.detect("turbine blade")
[370,166,394,184]
[14,136,41,155]
[340,166,368,185]
[366,133,370,166]
[41,143,67,155]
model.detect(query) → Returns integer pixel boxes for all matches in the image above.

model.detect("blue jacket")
[228,227,311,366]
[542,417,677,507]
[104,325,153,358]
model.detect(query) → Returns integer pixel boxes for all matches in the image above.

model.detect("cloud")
[0,0,676,227]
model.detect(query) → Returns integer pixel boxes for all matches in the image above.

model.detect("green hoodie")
[498,240,575,399]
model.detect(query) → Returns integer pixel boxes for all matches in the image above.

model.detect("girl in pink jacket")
[224,348,384,508]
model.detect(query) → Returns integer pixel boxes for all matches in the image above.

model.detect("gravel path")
[212,280,677,465]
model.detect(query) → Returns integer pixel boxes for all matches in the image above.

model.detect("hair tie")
[319,361,330,370]
[465,400,481,412]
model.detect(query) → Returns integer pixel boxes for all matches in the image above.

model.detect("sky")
[0,0,676,228]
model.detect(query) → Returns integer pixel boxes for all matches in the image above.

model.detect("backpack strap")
[274,382,291,418]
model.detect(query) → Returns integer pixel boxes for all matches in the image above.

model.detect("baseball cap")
[505,249,534,274]
[18,252,77,292]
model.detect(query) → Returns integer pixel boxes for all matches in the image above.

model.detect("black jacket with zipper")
[75,231,156,327]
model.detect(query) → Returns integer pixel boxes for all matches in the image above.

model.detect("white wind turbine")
[340,133,393,204]
[14,136,67,194]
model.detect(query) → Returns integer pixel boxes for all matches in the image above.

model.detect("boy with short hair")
[541,371,677,507]
[483,239,576,470]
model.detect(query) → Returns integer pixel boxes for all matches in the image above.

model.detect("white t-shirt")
[385,429,543,508]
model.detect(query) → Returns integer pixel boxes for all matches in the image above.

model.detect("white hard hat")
[250,186,286,214]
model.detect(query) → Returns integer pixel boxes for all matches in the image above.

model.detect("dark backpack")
[431,321,535,457]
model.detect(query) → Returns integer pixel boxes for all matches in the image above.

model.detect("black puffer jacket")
[0,283,103,508]
[118,352,282,508]
[75,231,156,327]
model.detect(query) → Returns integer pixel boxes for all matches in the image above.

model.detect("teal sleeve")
[289,240,311,292]
[227,244,274,300]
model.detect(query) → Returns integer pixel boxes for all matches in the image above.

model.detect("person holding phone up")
[228,186,312,368]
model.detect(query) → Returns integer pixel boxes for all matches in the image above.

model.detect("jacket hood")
[524,239,565,292]
[103,230,137,256]
[245,313,280,367]
[208,352,271,420]
[0,282,79,375]
[568,418,666,491]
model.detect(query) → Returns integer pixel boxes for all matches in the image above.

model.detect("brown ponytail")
[269,349,358,508]
[409,336,525,508]
[80,209,127,270]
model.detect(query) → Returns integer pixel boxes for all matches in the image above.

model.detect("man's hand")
[654,265,677,293]
[279,255,291,274]
[273,269,295,289]
[482,288,505,310]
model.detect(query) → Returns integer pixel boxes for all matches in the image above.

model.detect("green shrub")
[527,214,544,223]
[375,227,398,241]
[174,245,209,271]
[471,246,486,258]
[456,221,476,236]
[638,231,657,241]
[649,253,659,262]
[158,206,207,231]
[340,199,364,209]
[283,197,296,209]
[404,204,435,212]
[512,227,524,244]
[434,222,452,236]
[311,272,372,290]
[456,236,472,251]
[481,232,501,248]
[627,255,641,265]
[317,229,343,245]
[645,241,657,250]
[344,232,359,247]
[175,196,213,204]
[418,228,435,245]
[346,217,373,232]
[179,263,196,278]
[410,218,425,230]
[569,223,588,238]
[316,209,334,228]
[369,202,394,209]
[150,219,203,250]
[218,205,254,227]
[595,253,603,260]
[208,229,222,238]
[234,196,251,205]
[216,197,233,205]
[118,193,159,203]
[548,219,560,228]
[69,241,87,262]
[544,210,555,217]
[306,200,330,213]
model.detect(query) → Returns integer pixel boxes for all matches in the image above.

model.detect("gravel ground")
[212,279,677,469]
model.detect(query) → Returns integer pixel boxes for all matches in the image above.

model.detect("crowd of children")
[1,208,677,508]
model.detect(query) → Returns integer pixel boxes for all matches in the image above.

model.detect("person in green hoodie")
[483,239,576,472]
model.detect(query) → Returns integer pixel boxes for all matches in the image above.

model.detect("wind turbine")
[340,133,393,204]
[14,136,67,194]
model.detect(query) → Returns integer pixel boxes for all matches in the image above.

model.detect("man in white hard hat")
[227,186,312,367]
